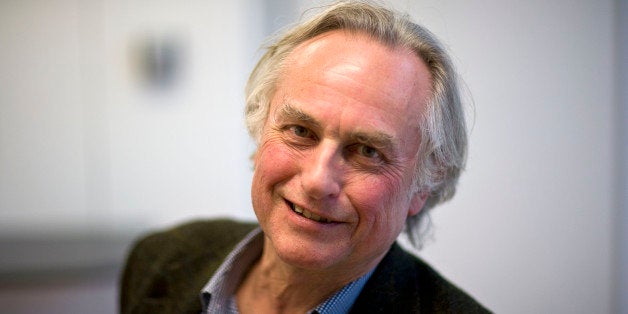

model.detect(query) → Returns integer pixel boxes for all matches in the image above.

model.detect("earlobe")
[408,191,428,217]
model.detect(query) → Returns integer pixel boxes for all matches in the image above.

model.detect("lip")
[285,199,336,224]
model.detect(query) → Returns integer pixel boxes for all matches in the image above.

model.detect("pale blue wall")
[616,1,628,312]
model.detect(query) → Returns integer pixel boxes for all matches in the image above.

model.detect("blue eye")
[357,144,380,159]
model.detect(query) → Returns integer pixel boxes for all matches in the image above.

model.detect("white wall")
[0,0,90,234]
[100,0,261,234]
[0,0,622,313]
[0,0,264,237]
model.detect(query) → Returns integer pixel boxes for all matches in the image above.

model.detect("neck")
[235,237,381,314]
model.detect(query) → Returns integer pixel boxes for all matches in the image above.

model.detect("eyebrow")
[276,102,321,129]
[275,101,397,152]
[351,131,395,152]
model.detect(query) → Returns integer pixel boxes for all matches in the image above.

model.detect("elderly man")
[121,1,489,313]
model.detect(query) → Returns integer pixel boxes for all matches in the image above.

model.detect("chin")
[273,237,350,271]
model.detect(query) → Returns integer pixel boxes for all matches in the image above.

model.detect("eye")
[289,125,313,138]
[356,144,381,159]
[346,143,388,170]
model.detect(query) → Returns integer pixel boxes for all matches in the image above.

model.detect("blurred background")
[0,0,625,313]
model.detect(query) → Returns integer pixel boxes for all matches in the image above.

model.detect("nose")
[300,143,342,200]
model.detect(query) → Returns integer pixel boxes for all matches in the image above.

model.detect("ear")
[408,191,428,217]
[250,150,258,170]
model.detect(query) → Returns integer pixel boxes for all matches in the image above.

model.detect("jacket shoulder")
[120,219,257,314]
[351,243,491,313]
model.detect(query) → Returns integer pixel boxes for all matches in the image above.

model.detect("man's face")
[251,30,432,274]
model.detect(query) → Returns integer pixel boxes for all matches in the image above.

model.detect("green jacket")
[120,219,490,313]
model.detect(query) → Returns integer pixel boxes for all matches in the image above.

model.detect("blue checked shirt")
[200,228,374,314]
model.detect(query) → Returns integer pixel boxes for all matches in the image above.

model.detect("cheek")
[252,138,301,195]
[348,175,412,233]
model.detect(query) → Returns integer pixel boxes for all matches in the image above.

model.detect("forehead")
[283,31,431,111]
[270,30,432,146]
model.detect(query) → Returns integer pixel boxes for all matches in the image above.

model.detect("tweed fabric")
[120,219,490,313]
[120,219,257,314]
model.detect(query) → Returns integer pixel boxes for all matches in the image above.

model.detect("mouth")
[288,201,333,223]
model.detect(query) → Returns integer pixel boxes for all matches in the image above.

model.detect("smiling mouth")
[289,202,333,223]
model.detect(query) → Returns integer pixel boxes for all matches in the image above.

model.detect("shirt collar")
[200,227,375,314]
[201,227,263,313]
[313,267,374,314]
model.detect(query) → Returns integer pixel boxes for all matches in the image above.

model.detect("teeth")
[292,204,330,223]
